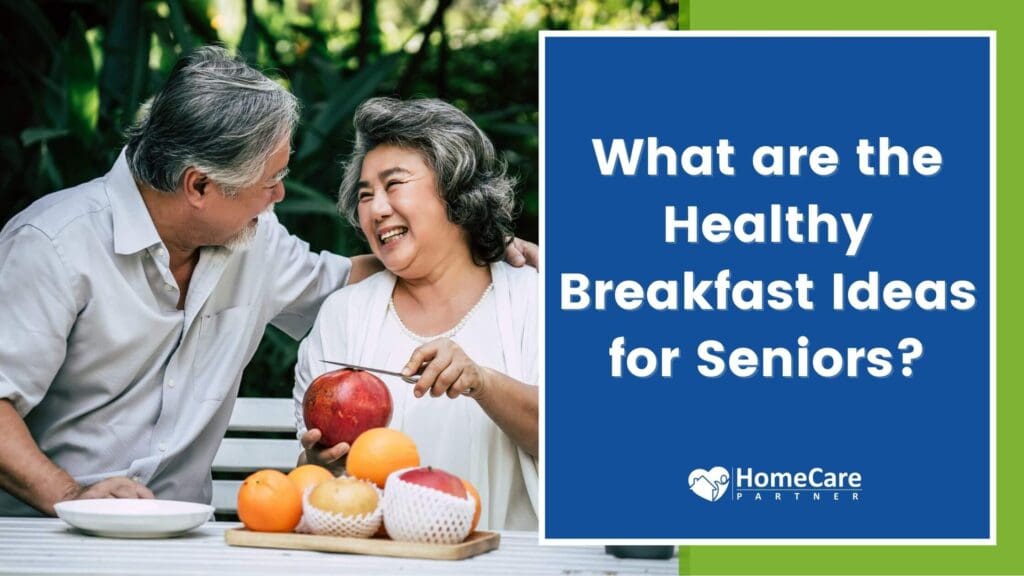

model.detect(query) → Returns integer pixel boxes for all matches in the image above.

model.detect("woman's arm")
[472,369,538,458]
[403,339,538,457]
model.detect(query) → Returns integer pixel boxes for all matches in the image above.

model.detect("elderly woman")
[293,98,538,530]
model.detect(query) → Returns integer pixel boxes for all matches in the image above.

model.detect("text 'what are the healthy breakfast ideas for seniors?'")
[561,136,974,381]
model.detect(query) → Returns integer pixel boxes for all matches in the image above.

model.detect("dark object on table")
[605,545,675,559]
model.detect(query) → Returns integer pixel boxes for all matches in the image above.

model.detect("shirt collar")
[106,148,164,256]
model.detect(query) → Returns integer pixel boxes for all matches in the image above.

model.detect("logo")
[688,465,864,503]
[688,466,730,502]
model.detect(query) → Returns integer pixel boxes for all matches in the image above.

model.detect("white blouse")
[293,262,539,530]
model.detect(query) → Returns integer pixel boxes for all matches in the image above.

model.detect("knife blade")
[319,360,421,384]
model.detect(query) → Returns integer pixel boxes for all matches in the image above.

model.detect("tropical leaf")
[297,53,401,160]
[99,0,141,114]
[125,15,152,126]
[42,52,68,131]
[284,179,331,199]
[166,0,195,53]
[180,0,220,44]
[478,122,537,138]
[20,67,64,100]
[471,104,535,123]
[66,14,99,143]
[277,179,339,216]
[0,0,58,56]
[152,17,182,74]
[20,128,69,147]
[275,198,342,217]
[238,1,259,64]
[38,141,63,191]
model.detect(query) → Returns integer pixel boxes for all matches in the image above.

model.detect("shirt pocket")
[192,305,255,402]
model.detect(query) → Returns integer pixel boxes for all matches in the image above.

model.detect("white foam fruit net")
[383,472,475,545]
[299,482,383,538]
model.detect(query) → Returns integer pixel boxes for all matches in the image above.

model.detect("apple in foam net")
[398,467,468,499]
[303,369,393,447]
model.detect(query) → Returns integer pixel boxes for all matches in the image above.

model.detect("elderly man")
[0,46,534,516]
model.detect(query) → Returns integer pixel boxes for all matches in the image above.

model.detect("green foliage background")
[0,0,677,398]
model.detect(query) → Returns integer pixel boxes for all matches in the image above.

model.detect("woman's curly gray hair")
[339,97,516,265]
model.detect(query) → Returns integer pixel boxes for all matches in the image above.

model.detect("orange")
[461,478,482,533]
[237,469,302,532]
[346,428,420,488]
[287,464,335,496]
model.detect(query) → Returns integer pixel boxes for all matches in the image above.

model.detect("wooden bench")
[212,398,299,515]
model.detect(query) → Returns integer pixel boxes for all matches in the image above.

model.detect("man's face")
[202,138,290,249]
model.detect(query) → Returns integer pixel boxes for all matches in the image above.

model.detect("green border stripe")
[678,1,1023,574]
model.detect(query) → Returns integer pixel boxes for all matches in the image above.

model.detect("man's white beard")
[225,205,274,250]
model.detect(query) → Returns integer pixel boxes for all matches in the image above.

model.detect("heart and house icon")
[689,467,730,502]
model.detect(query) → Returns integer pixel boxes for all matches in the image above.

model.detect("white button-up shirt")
[0,150,350,515]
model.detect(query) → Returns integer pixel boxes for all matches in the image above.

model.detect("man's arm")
[348,254,384,284]
[0,225,152,515]
[348,238,537,284]
[0,401,153,516]
[351,242,533,283]
[262,216,359,339]
[0,400,80,515]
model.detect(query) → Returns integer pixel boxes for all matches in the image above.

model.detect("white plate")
[54,499,214,538]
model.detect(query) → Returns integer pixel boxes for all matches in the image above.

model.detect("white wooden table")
[0,518,677,575]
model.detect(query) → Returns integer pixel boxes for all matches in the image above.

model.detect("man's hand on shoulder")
[505,237,539,270]
[347,254,385,284]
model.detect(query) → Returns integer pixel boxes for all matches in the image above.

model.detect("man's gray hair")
[125,45,299,195]
[339,97,516,264]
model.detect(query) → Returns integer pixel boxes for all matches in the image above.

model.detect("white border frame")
[538,30,997,546]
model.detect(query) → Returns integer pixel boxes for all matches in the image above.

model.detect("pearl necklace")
[389,282,495,343]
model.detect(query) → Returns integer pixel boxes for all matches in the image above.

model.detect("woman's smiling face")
[356,144,466,277]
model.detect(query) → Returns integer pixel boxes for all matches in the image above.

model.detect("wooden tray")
[224,528,500,561]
